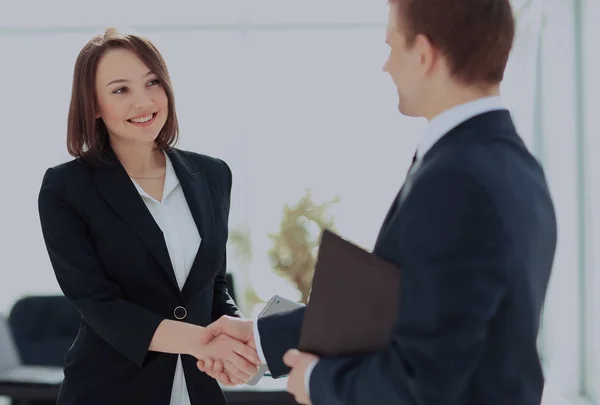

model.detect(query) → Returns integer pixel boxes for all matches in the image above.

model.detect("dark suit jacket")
[38,146,240,405]
[258,110,557,405]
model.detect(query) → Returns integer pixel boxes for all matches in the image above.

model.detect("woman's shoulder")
[41,157,94,191]
[170,148,232,192]
[45,157,91,177]
[170,148,230,174]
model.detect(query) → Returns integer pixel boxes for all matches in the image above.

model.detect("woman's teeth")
[129,113,154,123]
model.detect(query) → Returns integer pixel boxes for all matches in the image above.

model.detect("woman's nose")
[133,93,153,110]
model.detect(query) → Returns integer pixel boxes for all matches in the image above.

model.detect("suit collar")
[165,149,215,243]
[165,147,199,173]
[92,145,216,297]
[417,96,506,160]
[420,109,519,163]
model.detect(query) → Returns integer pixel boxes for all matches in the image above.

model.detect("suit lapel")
[166,150,217,298]
[93,149,179,290]
[166,150,215,244]
[376,153,419,242]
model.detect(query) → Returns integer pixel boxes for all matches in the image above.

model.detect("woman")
[37,28,259,405]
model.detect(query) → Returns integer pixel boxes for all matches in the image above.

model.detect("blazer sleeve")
[38,167,165,368]
[211,159,242,320]
[257,306,305,378]
[211,256,242,320]
[308,169,509,405]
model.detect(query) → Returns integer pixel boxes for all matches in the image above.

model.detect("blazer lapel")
[376,154,420,242]
[93,148,180,291]
[166,150,217,298]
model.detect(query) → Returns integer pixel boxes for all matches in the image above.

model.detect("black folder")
[298,229,401,357]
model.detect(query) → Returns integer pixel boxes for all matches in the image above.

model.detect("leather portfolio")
[298,229,401,357]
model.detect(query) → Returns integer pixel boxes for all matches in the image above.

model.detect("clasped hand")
[197,315,317,404]
[195,316,260,385]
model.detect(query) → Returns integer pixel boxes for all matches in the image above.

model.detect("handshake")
[193,315,261,386]
[188,314,318,404]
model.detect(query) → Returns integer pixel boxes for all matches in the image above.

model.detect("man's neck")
[423,84,500,121]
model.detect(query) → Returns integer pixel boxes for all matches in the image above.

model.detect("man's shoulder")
[416,145,487,189]
[423,138,537,186]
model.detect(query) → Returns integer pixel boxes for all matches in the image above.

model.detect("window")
[581,0,600,402]
[532,0,596,403]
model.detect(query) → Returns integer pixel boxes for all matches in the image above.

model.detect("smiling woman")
[36,27,260,405]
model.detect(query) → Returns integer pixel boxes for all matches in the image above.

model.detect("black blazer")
[38,147,241,405]
[258,110,557,405]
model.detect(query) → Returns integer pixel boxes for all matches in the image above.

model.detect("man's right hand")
[197,316,260,385]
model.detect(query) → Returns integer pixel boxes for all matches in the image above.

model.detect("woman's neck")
[109,137,165,178]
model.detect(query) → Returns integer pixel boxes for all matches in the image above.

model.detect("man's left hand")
[283,349,319,405]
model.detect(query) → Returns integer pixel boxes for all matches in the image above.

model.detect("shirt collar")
[416,96,506,160]
[162,151,179,197]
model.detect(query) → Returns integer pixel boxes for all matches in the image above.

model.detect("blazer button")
[174,306,187,320]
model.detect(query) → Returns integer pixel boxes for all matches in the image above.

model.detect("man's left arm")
[256,307,306,377]
[300,169,509,405]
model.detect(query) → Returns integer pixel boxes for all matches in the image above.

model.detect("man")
[199,0,557,404]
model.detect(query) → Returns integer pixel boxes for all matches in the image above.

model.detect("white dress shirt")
[130,151,201,405]
[251,95,507,400]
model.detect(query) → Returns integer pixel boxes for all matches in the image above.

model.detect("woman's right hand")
[195,334,260,384]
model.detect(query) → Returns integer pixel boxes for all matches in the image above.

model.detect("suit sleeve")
[257,307,305,378]
[309,169,509,405]
[38,167,165,368]
[211,159,242,320]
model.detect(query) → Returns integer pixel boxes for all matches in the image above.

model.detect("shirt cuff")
[304,359,319,399]
[252,319,267,364]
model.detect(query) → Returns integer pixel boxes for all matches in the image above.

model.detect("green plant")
[267,189,340,304]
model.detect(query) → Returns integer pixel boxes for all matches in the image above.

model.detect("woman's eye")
[113,87,128,94]
[148,79,161,86]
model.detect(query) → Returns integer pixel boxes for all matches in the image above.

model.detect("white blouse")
[130,152,201,405]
